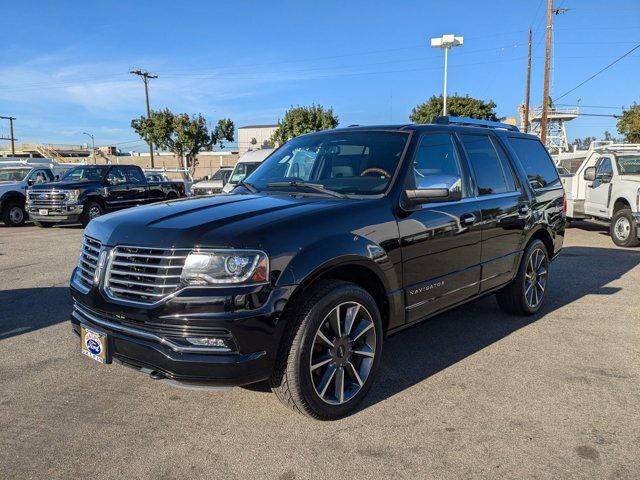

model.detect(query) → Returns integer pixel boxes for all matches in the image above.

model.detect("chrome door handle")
[460,213,476,226]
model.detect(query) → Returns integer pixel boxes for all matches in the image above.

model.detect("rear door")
[398,132,483,323]
[459,133,527,292]
[584,156,613,217]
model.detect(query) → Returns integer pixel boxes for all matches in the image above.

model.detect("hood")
[29,180,102,190]
[0,181,21,191]
[86,193,347,248]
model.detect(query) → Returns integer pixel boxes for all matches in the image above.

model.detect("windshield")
[0,168,31,182]
[62,166,109,181]
[245,131,410,195]
[615,155,640,175]
[230,163,260,184]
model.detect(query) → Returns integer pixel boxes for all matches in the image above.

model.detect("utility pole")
[0,116,17,155]
[523,28,532,133]
[129,69,158,168]
[540,0,553,144]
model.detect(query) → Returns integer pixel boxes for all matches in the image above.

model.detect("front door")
[584,156,613,217]
[398,132,482,323]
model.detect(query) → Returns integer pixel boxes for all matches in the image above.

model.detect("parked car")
[191,167,233,196]
[69,117,565,419]
[561,142,640,247]
[221,149,273,193]
[27,164,186,228]
[0,160,56,226]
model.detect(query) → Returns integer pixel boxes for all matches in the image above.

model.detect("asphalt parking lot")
[1,222,639,479]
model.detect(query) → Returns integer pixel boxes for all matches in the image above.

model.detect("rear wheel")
[497,239,549,316]
[270,280,383,420]
[610,209,640,248]
[81,201,103,227]
[2,202,26,226]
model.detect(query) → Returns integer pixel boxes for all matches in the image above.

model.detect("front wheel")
[610,209,640,248]
[2,202,26,226]
[81,201,103,227]
[497,239,549,316]
[270,280,383,420]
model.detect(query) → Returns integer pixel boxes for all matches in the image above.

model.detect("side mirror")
[27,178,34,186]
[406,187,462,205]
[405,174,463,205]
[584,167,596,181]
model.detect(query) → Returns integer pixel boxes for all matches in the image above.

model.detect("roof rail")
[434,116,519,132]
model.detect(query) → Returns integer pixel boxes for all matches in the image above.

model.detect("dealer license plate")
[81,326,109,364]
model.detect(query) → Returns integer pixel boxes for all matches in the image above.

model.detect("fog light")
[185,337,229,348]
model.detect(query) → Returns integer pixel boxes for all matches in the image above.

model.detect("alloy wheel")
[614,216,631,241]
[309,302,376,405]
[524,247,548,309]
[89,206,102,220]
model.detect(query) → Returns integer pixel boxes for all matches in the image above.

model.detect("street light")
[430,34,464,116]
[83,132,96,164]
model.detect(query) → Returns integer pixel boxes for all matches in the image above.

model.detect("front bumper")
[70,280,297,387]
[27,204,83,223]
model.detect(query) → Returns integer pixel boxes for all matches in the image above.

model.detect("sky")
[0,0,638,151]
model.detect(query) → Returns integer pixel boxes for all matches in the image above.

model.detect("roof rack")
[434,116,519,132]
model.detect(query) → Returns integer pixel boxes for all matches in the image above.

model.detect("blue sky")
[1,0,638,151]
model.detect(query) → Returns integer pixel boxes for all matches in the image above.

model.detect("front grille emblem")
[94,249,109,285]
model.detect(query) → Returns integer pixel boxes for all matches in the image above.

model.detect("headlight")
[64,189,81,204]
[181,250,269,286]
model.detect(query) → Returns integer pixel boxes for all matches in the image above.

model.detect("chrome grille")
[105,246,187,304]
[76,236,102,288]
[28,189,66,207]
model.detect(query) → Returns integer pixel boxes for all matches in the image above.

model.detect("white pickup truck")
[562,142,640,247]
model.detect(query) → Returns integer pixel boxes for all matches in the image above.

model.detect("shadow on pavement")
[0,287,71,340]
[361,245,640,410]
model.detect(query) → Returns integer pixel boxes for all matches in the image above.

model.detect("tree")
[617,103,640,143]
[409,94,498,124]
[213,118,235,150]
[271,104,339,146]
[131,110,235,176]
[572,136,596,150]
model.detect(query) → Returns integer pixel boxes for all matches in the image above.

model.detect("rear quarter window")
[508,137,561,189]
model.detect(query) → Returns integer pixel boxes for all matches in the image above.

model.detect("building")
[237,124,278,154]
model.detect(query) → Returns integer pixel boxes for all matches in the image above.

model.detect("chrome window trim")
[72,303,232,353]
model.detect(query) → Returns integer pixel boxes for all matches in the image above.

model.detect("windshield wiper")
[266,181,347,198]
[237,180,259,193]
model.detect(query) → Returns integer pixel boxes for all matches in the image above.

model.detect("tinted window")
[461,135,514,195]
[62,166,109,181]
[106,167,127,185]
[508,137,560,189]
[412,133,463,194]
[596,157,613,177]
[126,167,146,184]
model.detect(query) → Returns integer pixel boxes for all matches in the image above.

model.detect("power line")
[555,42,640,101]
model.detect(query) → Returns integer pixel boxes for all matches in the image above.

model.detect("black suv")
[69,117,565,419]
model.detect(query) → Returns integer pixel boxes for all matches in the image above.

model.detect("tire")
[81,201,103,227]
[33,221,54,228]
[610,209,640,248]
[270,280,383,420]
[166,193,178,200]
[496,239,549,316]
[1,202,26,227]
